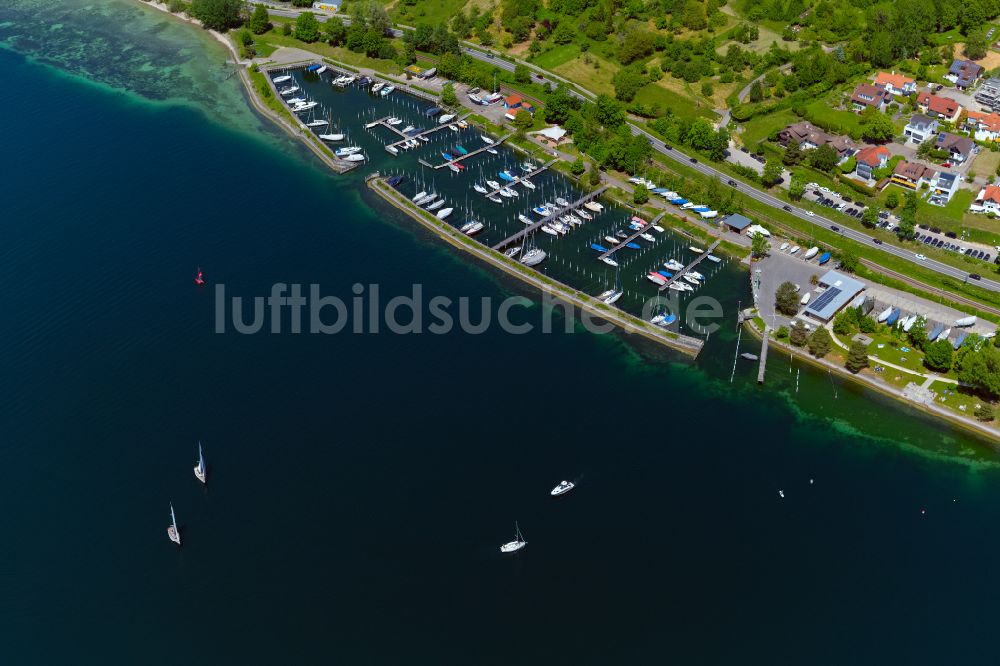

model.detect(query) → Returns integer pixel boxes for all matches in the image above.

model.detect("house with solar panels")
[802,271,866,323]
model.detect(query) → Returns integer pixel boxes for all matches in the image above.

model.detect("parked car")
[945,231,957,238]
[930,227,941,234]
[940,162,952,168]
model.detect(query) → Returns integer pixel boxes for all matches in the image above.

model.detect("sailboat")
[194,442,206,485]
[500,521,527,553]
[473,183,488,194]
[167,503,181,546]
[194,267,205,286]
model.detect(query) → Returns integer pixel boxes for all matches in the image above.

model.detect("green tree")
[249,5,271,34]
[570,158,585,175]
[808,144,839,172]
[513,63,531,84]
[775,281,800,316]
[789,176,805,200]
[845,340,869,373]
[294,12,321,42]
[923,339,954,372]
[861,206,878,228]
[807,327,833,358]
[512,109,534,134]
[833,311,856,336]
[908,316,928,350]
[441,82,457,107]
[633,183,649,204]
[762,159,782,187]
[860,112,897,143]
[748,80,763,103]
[975,403,995,422]
[885,191,899,209]
[595,95,626,128]
[190,0,244,31]
[838,251,859,274]
[588,163,601,186]
[965,27,991,60]
[700,80,714,97]
[782,140,803,166]
[751,232,770,258]
[958,345,1000,397]
[789,321,809,346]
[612,66,647,103]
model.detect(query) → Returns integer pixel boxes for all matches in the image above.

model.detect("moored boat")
[601,256,619,267]
[500,522,527,553]
[803,246,819,260]
[551,481,575,496]
[436,207,454,219]
[521,248,547,266]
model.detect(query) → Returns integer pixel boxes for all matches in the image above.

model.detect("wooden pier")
[758,327,770,384]
[425,133,515,170]
[658,238,722,292]
[393,113,471,152]
[366,116,409,139]
[597,212,666,260]
[483,159,557,197]
[491,186,609,251]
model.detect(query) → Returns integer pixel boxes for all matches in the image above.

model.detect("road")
[254,4,1000,294]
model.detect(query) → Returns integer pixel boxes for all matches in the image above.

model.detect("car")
[934,239,944,247]
[843,197,853,203]
[486,52,495,59]
[727,179,737,187]
[915,253,927,260]
[689,157,698,163]
[930,227,941,234]
[664,144,672,150]
[977,250,986,259]
[806,211,816,217]
[986,254,992,263]
[783,205,792,211]
[918,224,928,230]
[946,231,957,238]
[740,147,749,153]
[468,86,481,94]
[830,225,840,231]
[820,186,831,193]
[935,84,944,91]
[940,162,952,168]
[873,238,883,244]
[813,190,822,196]
[965,248,975,255]
[970,273,982,280]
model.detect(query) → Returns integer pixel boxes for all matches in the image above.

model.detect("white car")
[806,211,816,217]
[915,253,927,261]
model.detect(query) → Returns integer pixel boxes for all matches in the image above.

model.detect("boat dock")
[758,327,770,384]
[598,211,667,260]
[366,116,407,138]
[491,186,609,251]
[392,113,471,152]
[658,239,722,292]
[483,159,557,196]
[425,133,515,170]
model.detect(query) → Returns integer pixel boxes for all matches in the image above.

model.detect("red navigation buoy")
[194,267,205,286]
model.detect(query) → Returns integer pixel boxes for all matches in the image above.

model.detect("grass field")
[802,98,864,137]
[973,150,1000,178]
[390,0,468,26]
[739,109,798,147]
[254,31,403,75]
[551,53,618,96]
[634,81,719,121]
[531,43,581,70]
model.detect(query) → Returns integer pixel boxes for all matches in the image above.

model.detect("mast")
[170,503,177,529]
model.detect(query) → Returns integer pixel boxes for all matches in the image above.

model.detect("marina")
[421,132,515,169]
[658,240,722,292]
[491,187,609,251]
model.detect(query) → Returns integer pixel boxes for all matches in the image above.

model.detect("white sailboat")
[319,132,345,141]
[167,503,181,546]
[273,74,292,84]
[194,442,206,485]
[500,521,527,553]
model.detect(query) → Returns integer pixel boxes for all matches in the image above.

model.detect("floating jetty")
[758,327,770,384]
[491,186,609,251]
[425,133,515,169]
[658,239,722,292]
[598,211,666,260]
[391,113,470,152]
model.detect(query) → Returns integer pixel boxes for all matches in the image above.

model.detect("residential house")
[929,172,958,206]
[903,114,939,144]
[851,83,890,112]
[503,94,523,110]
[946,59,983,89]
[874,71,917,96]
[891,160,935,189]
[972,184,1000,214]
[975,77,1000,112]
[777,122,856,158]
[934,132,975,164]
[965,110,1000,142]
[853,145,891,182]
[915,92,962,122]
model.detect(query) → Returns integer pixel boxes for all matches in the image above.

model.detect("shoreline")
[741,322,1000,443]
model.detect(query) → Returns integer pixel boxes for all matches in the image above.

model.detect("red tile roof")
[982,184,1000,204]
[855,145,890,167]
[916,92,961,117]
[505,95,522,106]
[967,110,1000,133]
[875,71,914,90]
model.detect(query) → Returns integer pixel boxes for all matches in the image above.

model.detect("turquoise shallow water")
[2,2,1000,663]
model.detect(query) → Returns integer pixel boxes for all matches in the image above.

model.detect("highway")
[254,3,999,294]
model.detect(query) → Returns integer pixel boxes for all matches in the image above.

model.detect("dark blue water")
[2,3,1000,664]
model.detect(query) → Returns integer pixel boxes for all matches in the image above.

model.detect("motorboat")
[500,522,527,553]
[646,272,667,286]
[687,271,704,280]
[386,145,399,155]
[682,274,701,286]
[640,233,656,242]
[402,125,416,134]
[387,117,402,126]
[371,81,384,93]
[499,170,516,181]
[532,205,550,216]
[803,247,819,260]
[286,97,306,105]
[741,352,759,361]
[504,246,522,258]
[583,201,603,212]
[498,188,513,198]
[426,199,446,211]
[292,101,317,112]
[473,183,488,194]
[436,207,454,220]
[598,290,623,305]
[344,153,365,162]
[604,236,620,245]
[706,255,721,263]
[438,113,456,124]
[501,187,518,198]
[789,246,800,255]
[419,135,430,143]
[577,209,592,220]
[335,146,361,157]
[278,86,299,96]
[272,74,292,84]
[541,225,558,236]
[518,214,533,225]
[601,256,619,267]
[305,119,328,127]
[615,231,629,239]
[454,145,468,155]
[486,148,498,155]
[448,163,462,173]
[319,132,344,141]
[412,191,427,202]
[520,179,536,190]
[667,282,687,292]
[481,135,495,144]
[689,246,705,254]
[591,243,608,252]
[521,248,547,266]
[486,180,501,190]
[460,221,484,236]
[441,152,454,161]
[664,259,684,271]
[380,85,395,97]
[365,119,381,129]
[551,481,575,496]
[555,197,569,207]
[955,316,978,327]
[487,194,503,204]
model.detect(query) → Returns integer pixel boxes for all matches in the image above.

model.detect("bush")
[808,327,833,358]
[975,403,995,422]
[837,175,878,198]
[776,325,789,340]
[790,321,809,347]
[923,339,954,372]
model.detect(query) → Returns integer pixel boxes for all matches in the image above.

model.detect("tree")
[975,403,995,422]
[859,316,877,334]
[965,27,991,60]
[570,158,585,175]
[775,281,800,316]
[748,80,763,103]
[612,66,647,103]
[513,63,531,84]
[885,191,900,209]
[588,163,601,186]
[839,251,859,274]
[808,144,839,172]
[861,206,878,228]
[923,339,954,372]
[512,109,534,134]
[633,184,649,204]
[958,345,1000,397]
[249,5,270,34]
[908,316,928,350]
[789,176,805,201]
[751,232,770,258]
[833,311,856,336]
[701,80,714,97]
[807,327,833,358]
[440,82,457,107]
[845,340,870,373]
[790,321,809,347]
[762,159,782,187]
[782,140,803,166]
[189,0,244,31]
[595,95,626,128]
[294,12,320,42]
[860,113,897,143]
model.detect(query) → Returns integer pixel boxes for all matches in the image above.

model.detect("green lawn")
[254,30,403,74]
[390,0,468,26]
[531,43,581,70]
[739,109,798,147]
[802,99,864,137]
[633,82,718,121]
